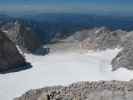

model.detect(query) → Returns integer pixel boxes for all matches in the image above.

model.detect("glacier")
[0,49,133,100]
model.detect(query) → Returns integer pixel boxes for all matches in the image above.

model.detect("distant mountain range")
[1,13,133,43]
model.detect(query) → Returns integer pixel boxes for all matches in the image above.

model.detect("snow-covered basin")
[1,48,133,100]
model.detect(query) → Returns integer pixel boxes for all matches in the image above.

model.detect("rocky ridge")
[15,80,133,100]
[65,27,126,50]
[111,32,133,70]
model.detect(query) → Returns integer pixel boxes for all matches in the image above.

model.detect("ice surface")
[0,49,133,100]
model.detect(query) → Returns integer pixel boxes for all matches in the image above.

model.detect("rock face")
[111,32,133,70]
[111,47,133,71]
[1,20,43,54]
[15,80,133,100]
[0,31,31,74]
[94,29,126,50]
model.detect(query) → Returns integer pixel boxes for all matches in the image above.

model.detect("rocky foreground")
[15,80,133,100]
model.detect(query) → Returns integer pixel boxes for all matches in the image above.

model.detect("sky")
[0,0,133,15]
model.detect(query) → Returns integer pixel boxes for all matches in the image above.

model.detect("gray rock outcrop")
[0,31,31,74]
[14,80,133,100]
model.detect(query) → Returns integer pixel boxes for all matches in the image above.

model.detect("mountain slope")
[0,31,31,74]
[1,20,43,54]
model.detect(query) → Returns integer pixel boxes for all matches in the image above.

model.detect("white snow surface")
[0,49,133,100]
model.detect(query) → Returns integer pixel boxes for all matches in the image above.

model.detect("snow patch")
[2,30,9,33]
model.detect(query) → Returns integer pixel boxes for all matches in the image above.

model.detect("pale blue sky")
[0,0,132,15]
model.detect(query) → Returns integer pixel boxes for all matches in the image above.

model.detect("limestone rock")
[112,32,133,70]
[14,80,133,100]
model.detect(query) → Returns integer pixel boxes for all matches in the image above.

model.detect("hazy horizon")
[0,0,133,16]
